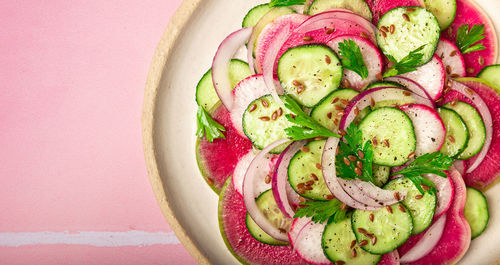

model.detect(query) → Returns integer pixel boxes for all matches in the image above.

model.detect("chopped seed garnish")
[277,107,283,117]
[359,240,368,247]
[337,111,345,117]
[343,79,351,88]
[334,105,344,111]
[465,88,474,96]
[415,194,423,200]
[297,183,305,189]
[325,55,331,64]
[298,189,305,194]
[292,80,302,87]
[365,233,374,240]
[305,180,315,186]
[370,97,375,107]
[380,26,389,33]
[271,111,278,120]
[358,150,365,159]
[479,56,485,66]
[403,91,412,96]
[446,65,452,75]
[304,185,313,190]
[316,163,322,169]
[450,98,458,106]
[383,139,390,147]
[467,67,475,74]
[259,116,270,121]
[339,129,347,136]
[279,228,287,233]
[402,13,410,21]
[207,178,214,185]
[327,112,333,119]
[372,137,378,146]
[407,152,416,159]
[352,248,357,258]
[406,7,416,12]
[421,184,430,191]
[357,228,368,235]
[296,86,304,94]
[450,50,457,57]
[354,107,359,115]
[311,173,319,181]
[249,104,257,112]
[355,167,362,176]
[394,192,401,201]
[390,24,395,34]
[300,146,310,152]
[356,161,363,170]
[299,196,307,202]
[340,99,349,105]
[332,97,339,104]
[265,175,271,184]
[348,155,357,162]
[381,30,387,38]
[369,213,374,222]
[450,74,460,78]
[302,35,313,41]
[344,157,351,166]
[326,28,335,34]
[386,205,393,214]
[398,204,407,213]
[371,236,377,245]
[333,119,339,125]
[361,32,370,39]
[350,240,357,249]
[340,203,347,211]
[326,194,335,200]
[448,135,456,143]
[376,72,383,81]
[261,99,269,108]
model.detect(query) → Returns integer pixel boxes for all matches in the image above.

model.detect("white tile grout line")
[0,231,180,247]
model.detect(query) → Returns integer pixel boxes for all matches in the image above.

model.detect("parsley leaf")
[383,45,426,78]
[294,199,348,224]
[268,0,306,7]
[456,24,486,54]
[337,39,369,79]
[335,123,374,182]
[391,152,454,194]
[196,107,225,142]
[283,95,341,140]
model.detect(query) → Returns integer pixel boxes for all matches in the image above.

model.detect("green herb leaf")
[391,152,454,194]
[283,95,341,140]
[456,24,486,54]
[268,0,306,7]
[383,45,426,78]
[335,123,374,182]
[294,199,348,224]
[196,107,225,142]
[337,39,369,79]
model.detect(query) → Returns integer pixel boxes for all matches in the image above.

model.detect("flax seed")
[386,205,393,214]
[407,152,416,159]
[372,137,378,146]
[358,150,365,159]
[316,163,322,169]
[339,129,347,136]
[344,157,351,166]
[311,173,319,181]
[451,98,458,106]
[390,24,395,34]
[371,236,377,245]
[302,35,313,41]
[421,184,430,191]
[279,228,287,234]
[383,139,390,147]
[337,111,345,117]
[350,240,357,249]
[265,175,271,184]
[343,79,351,88]
[326,28,335,34]
[271,111,278,120]
[326,194,335,200]
[380,26,389,33]
[325,55,331,64]
[479,56,485,66]
[340,203,347,211]
[403,91,412,96]
[450,50,457,57]
[298,189,305,194]
[249,104,257,112]
[448,135,456,143]
[348,155,357,162]
[334,119,339,125]
[415,194,423,200]
[277,107,283,117]
[381,30,387,38]
[361,32,369,39]
[402,13,410,21]
[356,161,363,170]
[406,7,416,12]
[340,99,349,105]
[355,167,362,176]
[261,99,269,108]
[398,204,406,213]
[292,80,302,87]
[446,65,452,75]
[359,240,368,247]
[305,180,315,186]
[354,107,359,115]
[467,67,475,74]
[299,146,310,153]
[357,228,368,235]
[335,105,344,110]
[352,248,357,258]
[314,137,325,140]
[336,261,345,265]
[370,97,375,107]
[394,192,401,201]
[332,97,339,104]
[297,183,305,189]
[369,213,374,222]
[465,88,474,96]
[304,185,313,190]
[450,74,460,78]
[376,72,383,81]
[207,178,214,185]
[387,61,395,68]
[259,116,270,121]
[297,86,304,94]
[299,196,307,202]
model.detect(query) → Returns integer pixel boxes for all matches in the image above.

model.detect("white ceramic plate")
[143,0,500,264]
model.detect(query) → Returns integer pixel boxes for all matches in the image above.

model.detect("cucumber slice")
[250,7,295,54]
[422,0,457,30]
[245,189,291,245]
[308,0,373,21]
[372,91,415,109]
[384,177,437,234]
[464,187,489,239]
[359,107,416,166]
[443,101,486,159]
[438,107,469,158]
[311,88,359,131]
[288,140,333,200]
[196,59,251,112]
[242,95,294,153]
[478,64,500,89]
[373,165,390,187]
[322,213,381,265]
[242,4,272,28]
[365,81,404,90]
[278,44,343,107]
[377,7,440,66]
[352,203,413,254]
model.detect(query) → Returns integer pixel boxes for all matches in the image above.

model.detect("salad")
[194,0,499,264]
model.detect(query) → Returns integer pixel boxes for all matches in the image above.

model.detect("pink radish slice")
[212,27,253,110]
[441,80,493,174]
[441,0,498,76]
[255,14,308,73]
[294,221,331,265]
[435,39,466,78]
[328,34,384,90]
[425,173,454,218]
[233,150,277,196]
[385,76,434,105]
[338,179,406,207]
[321,137,380,210]
[378,251,400,265]
[400,55,446,101]
[272,141,308,218]
[453,160,467,175]
[339,87,433,130]
[367,0,422,25]
[399,104,446,156]
[399,214,447,263]
[404,167,471,265]
[243,139,292,242]
[288,217,311,248]
[231,74,273,137]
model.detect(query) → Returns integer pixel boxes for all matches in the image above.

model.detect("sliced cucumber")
[308,0,372,21]
[464,187,489,239]
[242,95,294,153]
[372,90,415,109]
[365,81,404,90]
[278,44,343,107]
[384,177,436,234]
[438,107,469,158]
[359,107,416,166]
[322,213,381,265]
[242,4,272,28]
[288,140,332,200]
[311,89,359,131]
[443,101,486,159]
[377,7,440,66]
[246,189,291,245]
[422,0,457,30]
[250,7,295,54]
[478,64,500,89]
[373,165,391,187]
[196,59,251,112]
[352,203,413,254]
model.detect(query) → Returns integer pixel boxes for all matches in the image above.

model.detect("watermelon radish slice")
[293,221,331,265]
[367,0,423,25]
[218,179,307,265]
[441,0,498,76]
[378,251,400,265]
[288,217,311,247]
[453,160,467,176]
[232,150,277,196]
[196,105,253,193]
[400,55,446,101]
[399,104,446,156]
[328,34,384,90]
[403,167,471,265]
[435,39,467,78]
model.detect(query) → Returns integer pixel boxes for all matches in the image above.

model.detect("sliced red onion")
[399,214,447,263]
[385,76,434,107]
[212,27,253,110]
[232,150,276,196]
[294,221,331,265]
[288,217,311,247]
[449,80,492,173]
[453,160,467,176]
[243,138,292,242]
[425,173,454,218]
[321,137,380,210]
[354,179,406,204]
[272,140,307,218]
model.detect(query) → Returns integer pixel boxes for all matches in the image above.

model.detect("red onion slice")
[232,150,276,196]
[243,138,292,242]
[288,217,311,247]
[453,160,467,176]
[399,214,447,263]
[385,76,434,107]
[354,179,406,204]
[212,27,253,110]
[449,80,492,173]
[272,141,307,218]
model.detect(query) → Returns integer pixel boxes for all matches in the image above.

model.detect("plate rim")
[142,0,210,264]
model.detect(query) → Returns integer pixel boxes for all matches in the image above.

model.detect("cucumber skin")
[307,0,373,20]
[464,187,489,239]
[478,64,500,89]
[242,4,272,28]
[438,107,470,158]
[422,0,457,30]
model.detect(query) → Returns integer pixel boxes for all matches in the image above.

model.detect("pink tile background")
[0,0,197,263]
